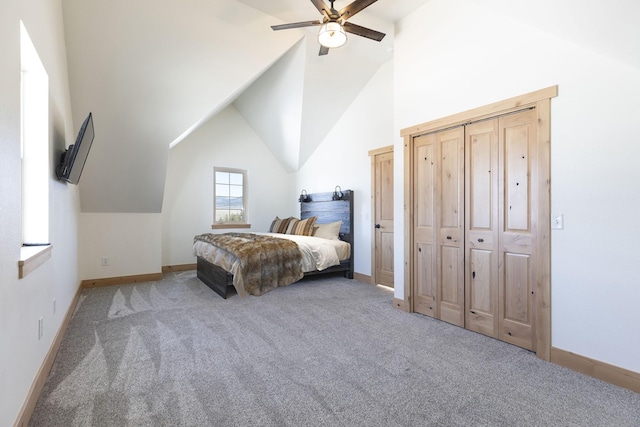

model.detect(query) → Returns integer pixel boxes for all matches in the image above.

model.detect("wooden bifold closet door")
[412,108,539,351]
[413,127,465,326]
[465,109,538,351]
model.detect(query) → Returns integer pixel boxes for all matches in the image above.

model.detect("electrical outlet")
[552,214,564,230]
[101,257,109,266]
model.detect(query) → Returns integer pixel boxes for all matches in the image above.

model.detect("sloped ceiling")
[233,14,395,172]
[233,39,306,173]
[62,0,429,213]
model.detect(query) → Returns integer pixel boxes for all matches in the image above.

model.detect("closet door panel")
[415,243,436,317]
[438,128,465,326]
[469,131,493,230]
[504,125,531,231]
[498,109,537,351]
[440,136,463,228]
[440,245,464,325]
[467,248,495,335]
[503,253,531,323]
[413,136,437,318]
[465,120,499,336]
[415,141,435,229]
[502,253,533,349]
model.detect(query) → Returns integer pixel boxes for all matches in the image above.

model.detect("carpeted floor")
[30,271,640,426]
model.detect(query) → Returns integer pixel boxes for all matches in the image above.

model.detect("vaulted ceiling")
[62,0,639,214]
[61,0,430,213]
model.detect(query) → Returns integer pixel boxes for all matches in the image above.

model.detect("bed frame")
[196,190,354,298]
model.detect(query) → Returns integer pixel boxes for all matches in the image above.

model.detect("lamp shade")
[318,22,347,48]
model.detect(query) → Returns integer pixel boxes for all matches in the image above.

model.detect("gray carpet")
[30,272,640,426]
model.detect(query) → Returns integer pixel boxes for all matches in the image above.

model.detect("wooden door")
[371,147,394,287]
[465,119,500,337]
[465,109,538,351]
[403,87,555,358]
[437,128,465,326]
[498,109,537,351]
[413,133,437,317]
[413,128,465,326]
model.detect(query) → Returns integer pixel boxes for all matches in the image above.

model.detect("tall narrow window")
[21,22,49,244]
[213,167,249,229]
[19,21,51,278]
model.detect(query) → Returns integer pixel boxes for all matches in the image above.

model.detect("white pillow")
[313,220,342,240]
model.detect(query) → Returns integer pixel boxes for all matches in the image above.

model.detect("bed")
[193,190,354,298]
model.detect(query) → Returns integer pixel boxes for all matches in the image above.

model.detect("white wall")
[393,0,640,373]
[162,105,295,266]
[295,60,395,277]
[80,213,162,279]
[0,0,79,425]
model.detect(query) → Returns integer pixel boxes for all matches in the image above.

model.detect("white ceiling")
[239,0,431,26]
[62,0,639,213]
[61,0,431,213]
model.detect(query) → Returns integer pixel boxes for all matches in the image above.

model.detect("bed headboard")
[300,190,354,247]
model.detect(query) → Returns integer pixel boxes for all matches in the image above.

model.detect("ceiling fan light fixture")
[318,22,347,48]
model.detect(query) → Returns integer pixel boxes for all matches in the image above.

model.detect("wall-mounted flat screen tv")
[56,112,94,185]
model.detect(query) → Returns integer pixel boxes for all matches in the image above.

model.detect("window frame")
[212,167,250,229]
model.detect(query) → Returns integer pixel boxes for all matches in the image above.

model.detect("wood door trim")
[550,347,640,394]
[402,86,557,361]
[368,145,394,157]
[81,272,164,288]
[400,86,558,137]
[535,98,552,360]
[403,135,413,312]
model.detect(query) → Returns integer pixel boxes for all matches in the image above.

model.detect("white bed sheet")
[256,232,351,272]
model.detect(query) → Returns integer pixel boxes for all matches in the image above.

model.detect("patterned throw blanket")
[193,233,303,296]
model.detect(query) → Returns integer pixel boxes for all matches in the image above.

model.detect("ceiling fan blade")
[339,0,379,20]
[319,45,330,56]
[271,20,322,31]
[343,21,386,41]
[310,0,331,16]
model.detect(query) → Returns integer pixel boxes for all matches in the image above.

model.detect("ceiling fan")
[271,0,386,56]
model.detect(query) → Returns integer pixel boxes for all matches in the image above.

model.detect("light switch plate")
[552,214,564,230]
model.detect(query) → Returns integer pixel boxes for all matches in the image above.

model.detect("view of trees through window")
[214,168,245,224]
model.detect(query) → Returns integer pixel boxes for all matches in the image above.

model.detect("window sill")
[211,223,251,230]
[19,245,52,279]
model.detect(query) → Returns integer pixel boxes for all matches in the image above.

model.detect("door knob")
[375,224,381,229]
